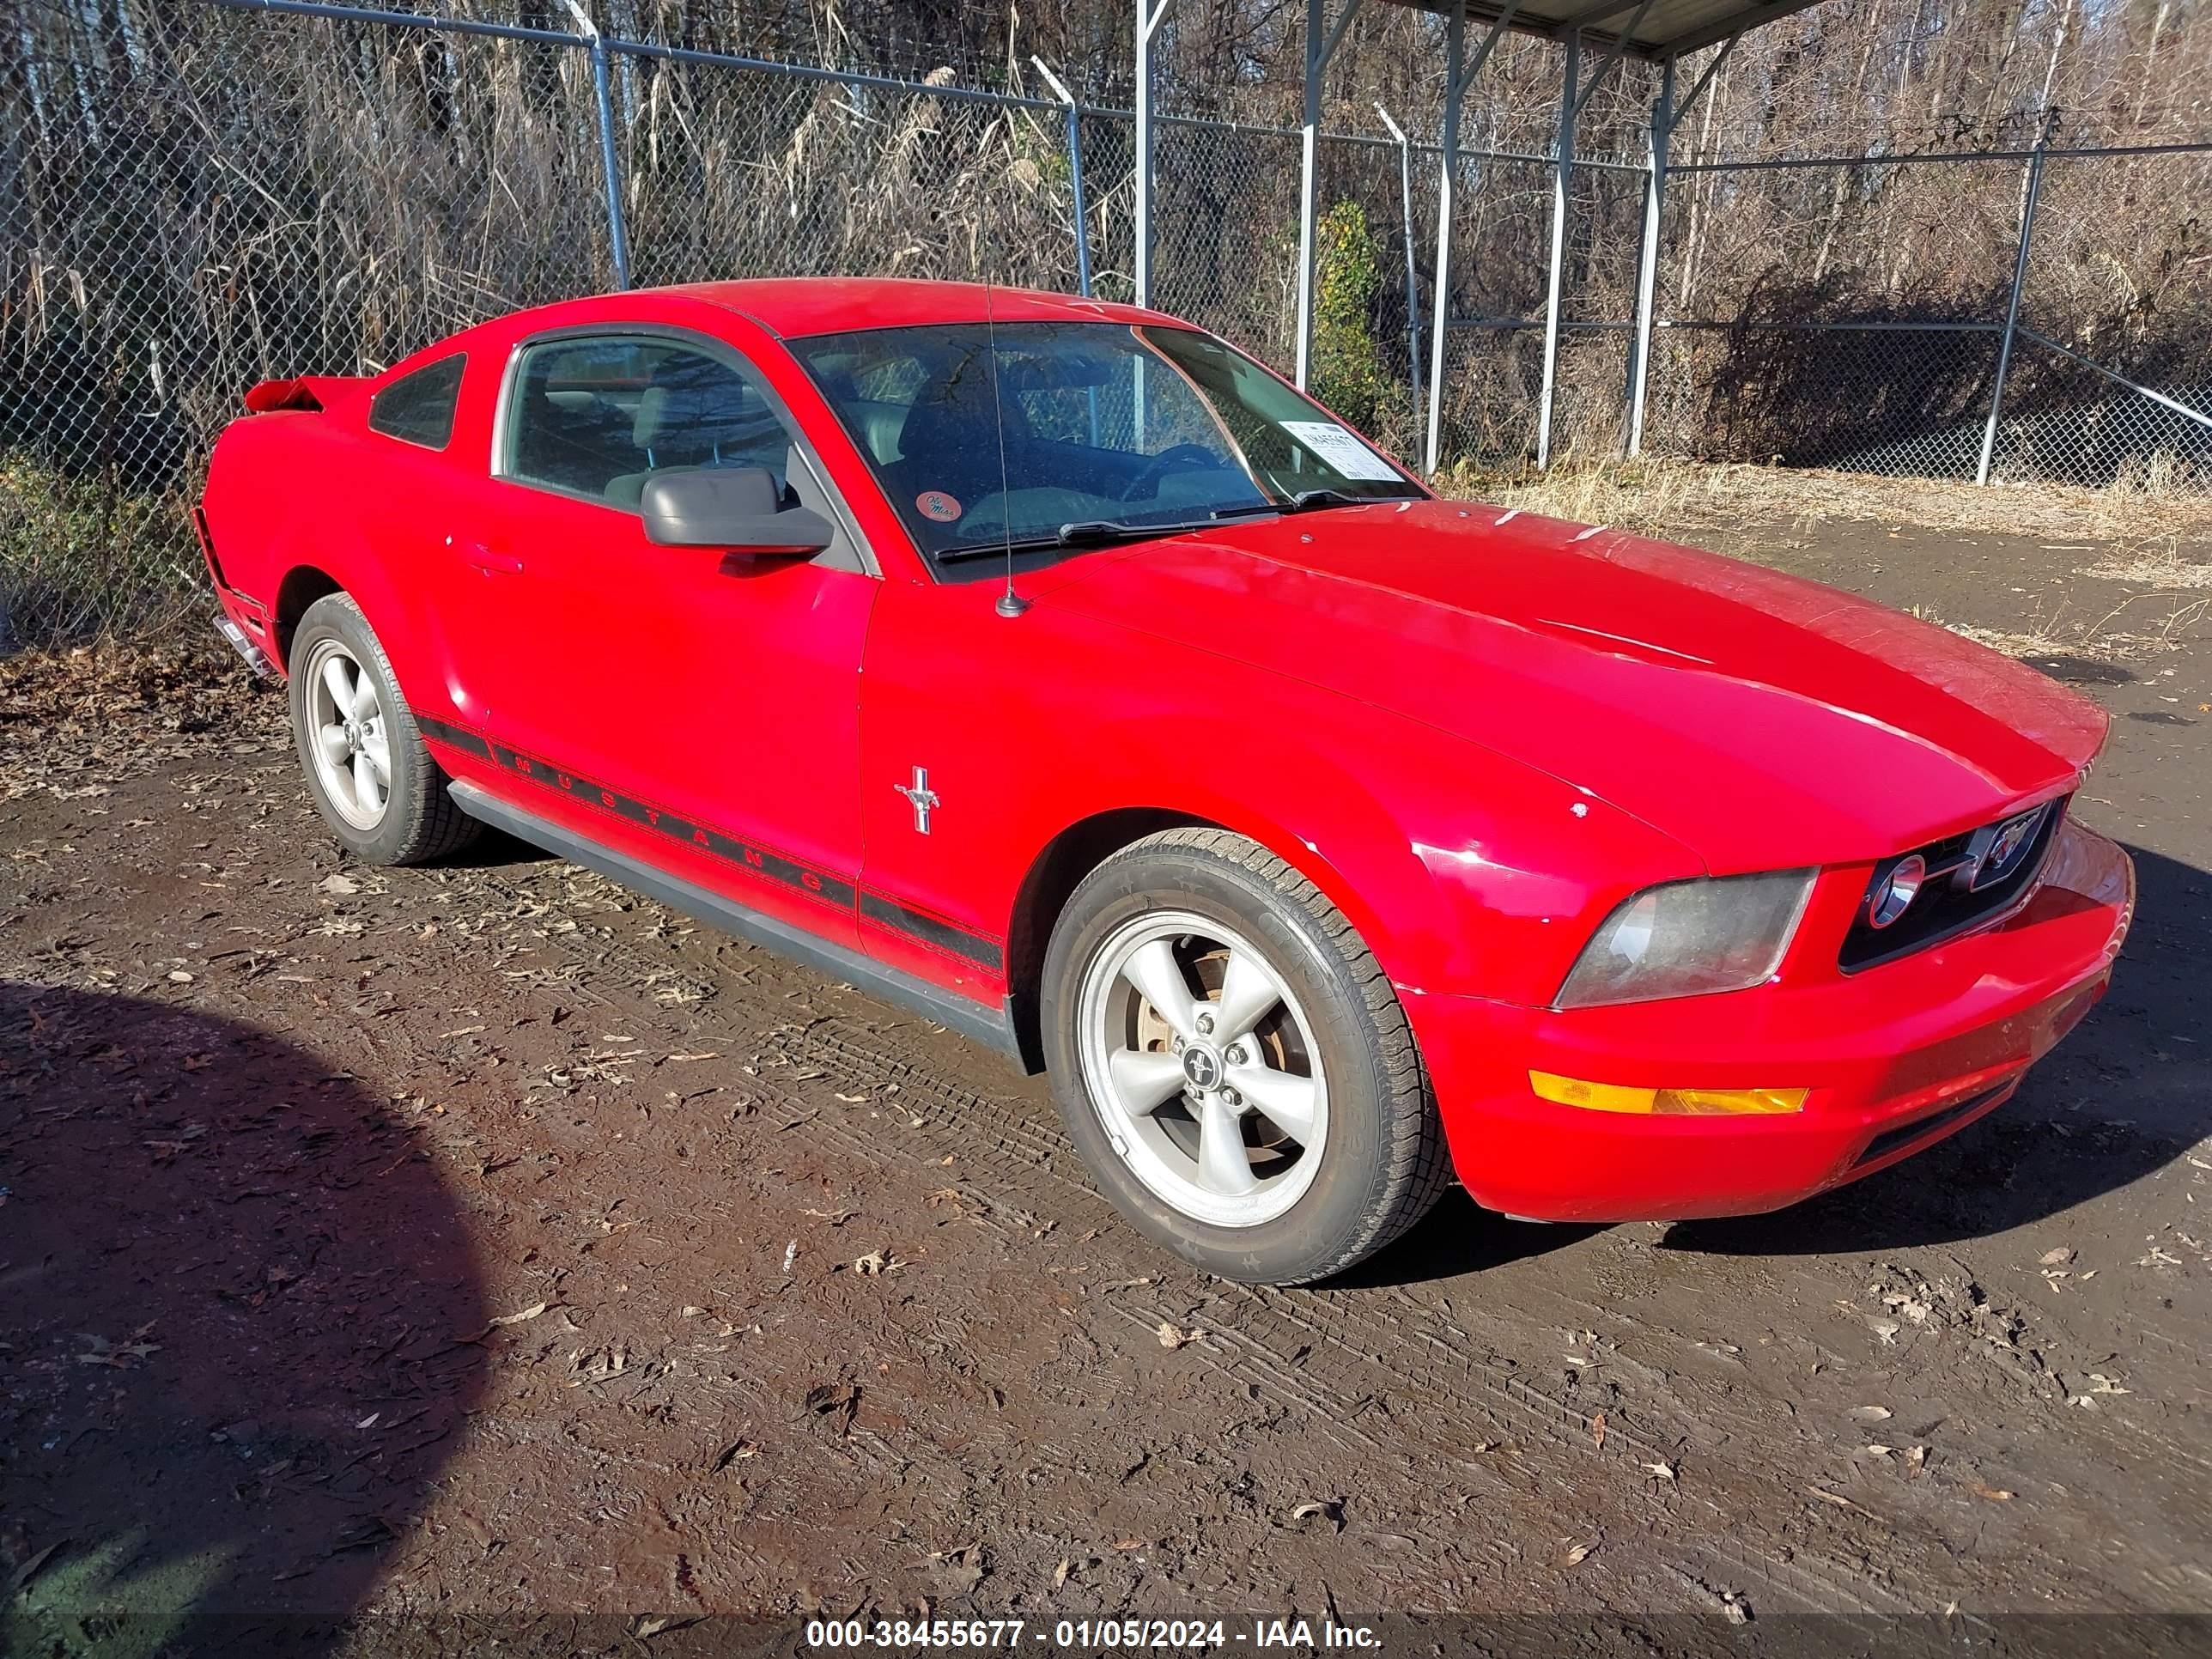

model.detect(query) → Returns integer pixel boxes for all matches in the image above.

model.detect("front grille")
[1838,798,2065,972]
[1852,1084,2008,1169]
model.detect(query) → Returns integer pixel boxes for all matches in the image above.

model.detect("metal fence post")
[1423,3,1466,475]
[1535,27,1578,470]
[1626,31,1733,459]
[1626,55,1673,458]
[563,0,630,289]
[1375,101,1419,421]
[591,38,631,289]
[1134,0,1170,309]
[1296,0,1322,387]
[1423,0,1519,476]
[1978,130,2049,485]
[1032,58,1091,296]
[1295,0,1363,387]
[1064,105,1092,298]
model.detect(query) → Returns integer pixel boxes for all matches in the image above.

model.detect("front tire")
[1041,828,1449,1285]
[288,592,479,866]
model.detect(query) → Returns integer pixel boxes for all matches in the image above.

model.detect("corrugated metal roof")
[1375,0,1832,61]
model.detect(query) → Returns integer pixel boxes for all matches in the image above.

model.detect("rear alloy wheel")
[1042,828,1449,1285]
[288,592,479,866]
[301,635,392,832]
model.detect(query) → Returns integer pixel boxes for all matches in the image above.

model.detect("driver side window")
[501,336,795,510]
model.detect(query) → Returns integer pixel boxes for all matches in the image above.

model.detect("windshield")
[789,320,1423,561]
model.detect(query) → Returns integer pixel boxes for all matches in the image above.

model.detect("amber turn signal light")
[1529,1072,1808,1116]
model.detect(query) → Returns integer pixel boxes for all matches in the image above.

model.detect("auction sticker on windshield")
[1279,420,1402,481]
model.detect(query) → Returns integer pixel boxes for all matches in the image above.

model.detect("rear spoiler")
[242,374,370,414]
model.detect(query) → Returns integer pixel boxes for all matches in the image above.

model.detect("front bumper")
[1406,819,2135,1224]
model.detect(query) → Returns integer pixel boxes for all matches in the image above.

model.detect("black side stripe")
[860,892,1003,970]
[417,714,1004,970]
[416,715,491,759]
[420,714,853,907]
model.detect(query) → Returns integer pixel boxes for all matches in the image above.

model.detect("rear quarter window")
[368,354,466,450]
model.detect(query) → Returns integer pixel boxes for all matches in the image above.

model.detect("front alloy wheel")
[1077,911,1328,1229]
[1042,827,1449,1285]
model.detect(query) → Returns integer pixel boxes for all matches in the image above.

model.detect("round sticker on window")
[916,489,963,523]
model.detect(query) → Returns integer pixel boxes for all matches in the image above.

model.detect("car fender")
[269,512,431,694]
[864,583,1702,1011]
[994,687,1700,1010]
[206,416,368,639]
[1004,715,1443,989]
[209,412,450,708]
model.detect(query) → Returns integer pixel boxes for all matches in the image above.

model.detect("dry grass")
[1910,600,2212,663]
[1432,453,2212,664]
[2077,544,2212,588]
[1436,454,2212,546]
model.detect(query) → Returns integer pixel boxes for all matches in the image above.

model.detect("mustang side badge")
[896,766,941,835]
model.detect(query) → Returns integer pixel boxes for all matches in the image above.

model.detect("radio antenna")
[982,258,1030,617]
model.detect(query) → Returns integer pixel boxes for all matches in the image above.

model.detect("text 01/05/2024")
[802,1619,1386,1650]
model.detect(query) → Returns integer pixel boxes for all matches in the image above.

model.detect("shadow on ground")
[0,984,488,1658]
[1331,1193,1601,1290]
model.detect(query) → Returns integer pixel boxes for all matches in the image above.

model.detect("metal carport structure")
[1131,0,1838,473]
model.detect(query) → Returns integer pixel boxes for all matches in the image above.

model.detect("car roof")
[643,277,1182,339]
[379,279,1198,388]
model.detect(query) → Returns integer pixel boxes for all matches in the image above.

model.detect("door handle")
[450,537,523,576]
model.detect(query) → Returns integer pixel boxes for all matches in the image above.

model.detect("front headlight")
[1555,869,1815,1010]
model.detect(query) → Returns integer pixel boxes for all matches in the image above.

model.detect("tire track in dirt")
[770,1010,1915,1616]
[793,986,2206,1617]
[459,862,1911,1618]
[15,605,2212,1622]
[4,761,2168,1619]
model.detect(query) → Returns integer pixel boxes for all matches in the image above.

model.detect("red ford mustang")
[198,279,2135,1285]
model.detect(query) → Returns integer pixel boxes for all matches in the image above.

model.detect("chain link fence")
[608,46,1091,295]
[1647,322,2005,480]
[4,0,619,643]
[6,0,2212,647]
[3,0,1108,644]
[1641,141,2212,489]
[1147,115,1304,361]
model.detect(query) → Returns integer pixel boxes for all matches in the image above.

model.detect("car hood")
[1035,500,2107,871]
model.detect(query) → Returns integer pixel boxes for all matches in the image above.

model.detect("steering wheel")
[1119,442,1221,503]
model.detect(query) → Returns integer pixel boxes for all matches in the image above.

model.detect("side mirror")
[640,466,832,556]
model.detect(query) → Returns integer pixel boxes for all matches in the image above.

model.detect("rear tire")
[288,592,479,866]
[1040,828,1449,1285]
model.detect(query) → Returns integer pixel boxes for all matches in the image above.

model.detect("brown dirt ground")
[3,493,2210,1657]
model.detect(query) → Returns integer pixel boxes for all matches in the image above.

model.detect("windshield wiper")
[1054,519,1173,545]
[933,533,1072,562]
[934,514,1250,563]
[934,492,1409,562]
[1285,485,1422,512]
